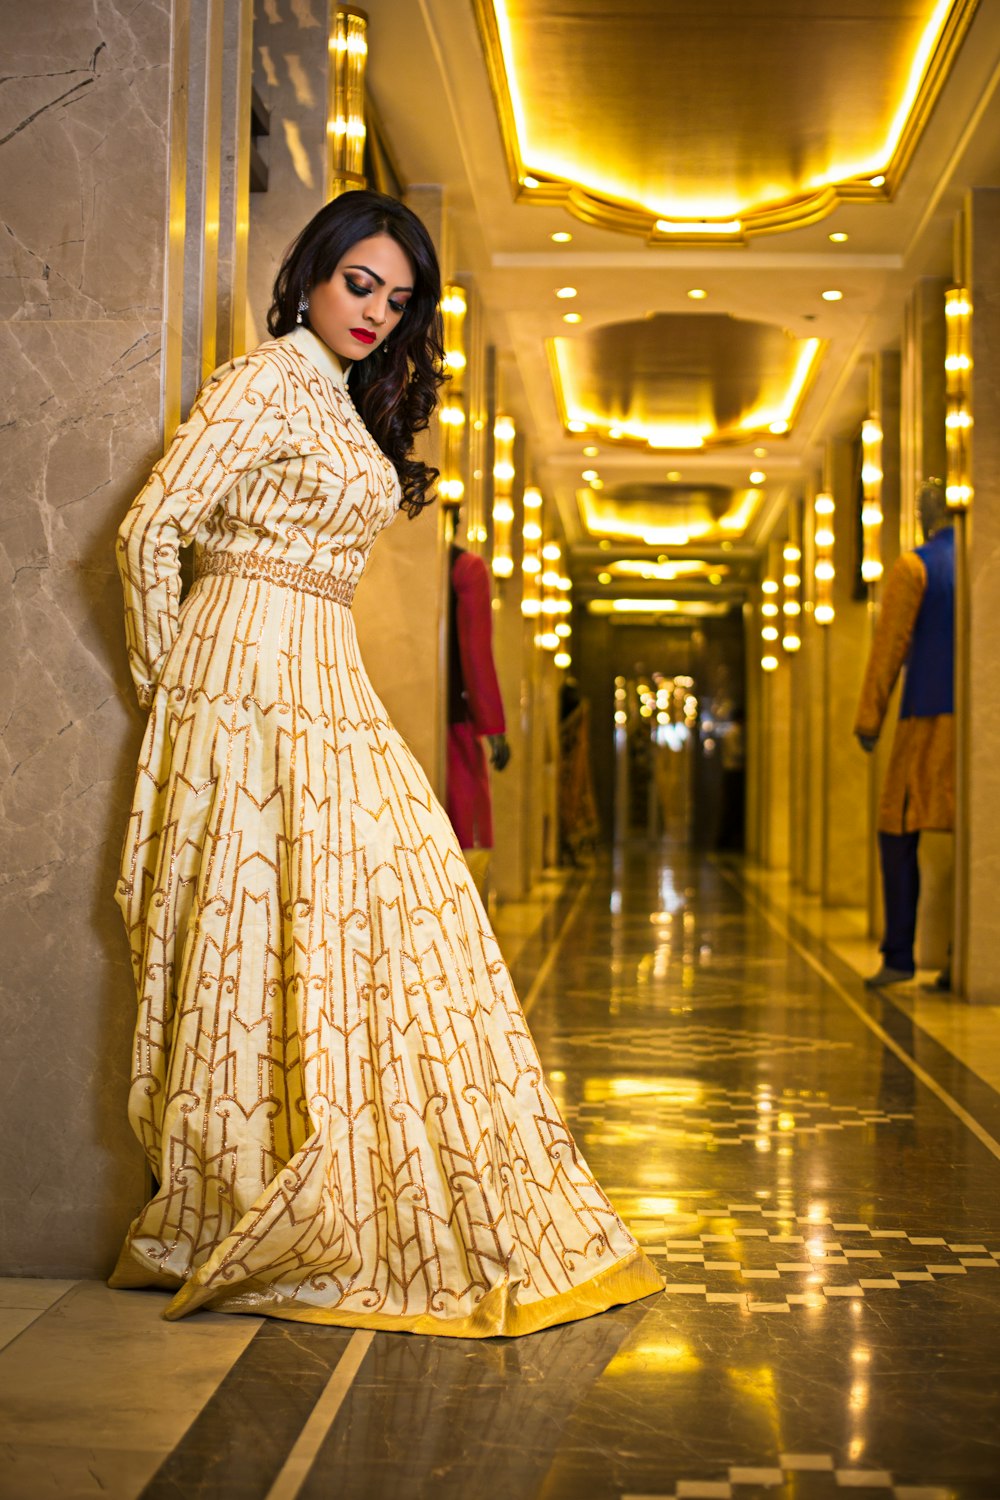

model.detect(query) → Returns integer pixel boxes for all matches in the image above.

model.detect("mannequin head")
[917,477,948,540]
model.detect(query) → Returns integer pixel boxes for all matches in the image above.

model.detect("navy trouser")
[878,830,920,973]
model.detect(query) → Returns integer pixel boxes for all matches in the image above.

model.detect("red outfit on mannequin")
[446,548,506,849]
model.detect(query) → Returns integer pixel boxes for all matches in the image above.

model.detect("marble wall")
[0,0,174,1275]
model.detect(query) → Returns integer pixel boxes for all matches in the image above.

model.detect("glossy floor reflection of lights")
[0,845,998,1500]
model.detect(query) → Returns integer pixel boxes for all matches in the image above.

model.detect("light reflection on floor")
[0,843,998,1500]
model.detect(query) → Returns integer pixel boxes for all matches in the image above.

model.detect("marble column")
[0,0,175,1276]
[865,352,902,941]
[822,437,869,909]
[955,188,1000,1002]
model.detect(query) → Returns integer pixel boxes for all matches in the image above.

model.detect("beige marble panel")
[352,499,448,797]
[1,0,176,1283]
[0,319,165,1276]
[0,1282,260,1497]
[0,1,171,323]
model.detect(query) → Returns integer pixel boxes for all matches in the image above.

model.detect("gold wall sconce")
[438,286,468,507]
[861,416,884,581]
[813,492,836,624]
[521,485,543,618]
[782,543,802,652]
[492,413,516,576]
[329,7,368,198]
[945,286,972,510]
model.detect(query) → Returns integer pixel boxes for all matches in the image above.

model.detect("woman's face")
[306,232,415,365]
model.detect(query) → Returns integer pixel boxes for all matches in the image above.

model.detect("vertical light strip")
[553,568,572,668]
[782,543,802,651]
[539,541,563,650]
[439,286,468,507]
[760,575,780,669]
[814,491,836,624]
[492,412,515,575]
[945,285,973,510]
[329,8,368,199]
[520,485,543,618]
[861,416,884,581]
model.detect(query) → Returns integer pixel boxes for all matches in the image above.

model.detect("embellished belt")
[194,551,356,606]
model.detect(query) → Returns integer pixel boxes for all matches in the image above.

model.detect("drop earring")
[296,294,309,325]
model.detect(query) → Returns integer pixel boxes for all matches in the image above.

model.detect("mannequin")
[446,539,510,896]
[854,478,955,988]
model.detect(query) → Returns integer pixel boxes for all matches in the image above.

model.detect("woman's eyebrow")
[345,263,413,293]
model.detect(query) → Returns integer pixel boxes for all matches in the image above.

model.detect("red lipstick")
[350,328,376,345]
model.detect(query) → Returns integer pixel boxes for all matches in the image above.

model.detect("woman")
[111,191,661,1335]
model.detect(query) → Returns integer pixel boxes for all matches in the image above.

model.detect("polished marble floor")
[2,844,1000,1500]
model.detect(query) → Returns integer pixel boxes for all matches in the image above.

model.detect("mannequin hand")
[488,733,511,771]
[856,732,878,753]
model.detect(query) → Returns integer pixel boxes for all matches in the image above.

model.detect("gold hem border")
[114,1247,664,1338]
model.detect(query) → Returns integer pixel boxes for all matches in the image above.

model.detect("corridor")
[2,845,998,1500]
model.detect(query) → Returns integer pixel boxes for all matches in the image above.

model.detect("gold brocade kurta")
[111,327,661,1334]
[854,550,954,834]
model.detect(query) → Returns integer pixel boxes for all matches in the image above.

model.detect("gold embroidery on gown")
[110,326,662,1335]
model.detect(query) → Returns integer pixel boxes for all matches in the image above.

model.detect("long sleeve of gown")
[116,355,288,706]
[453,550,506,735]
[854,551,926,738]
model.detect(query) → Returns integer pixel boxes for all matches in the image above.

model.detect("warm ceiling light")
[666,470,682,482]
[709,573,722,586]
[582,469,600,482]
[687,288,707,300]
[869,175,885,187]
[657,218,741,236]
[769,420,789,434]
[583,445,599,457]
[556,286,577,299]
[753,447,767,458]
[829,231,849,243]
[598,572,612,584]
[567,419,587,432]
[822,289,844,301]
[551,231,572,243]
[762,655,779,672]
[563,311,582,323]
[523,175,539,189]
[749,470,766,484]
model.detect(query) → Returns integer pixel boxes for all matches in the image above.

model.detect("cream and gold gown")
[111,325,661,1335]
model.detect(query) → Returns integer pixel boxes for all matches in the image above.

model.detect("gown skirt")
[110,567,662,1334]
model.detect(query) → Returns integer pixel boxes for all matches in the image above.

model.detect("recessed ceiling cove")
[475,0,977,240]
[549,314,823,449]
[578,481,764,547]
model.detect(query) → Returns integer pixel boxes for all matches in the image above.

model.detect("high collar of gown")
[284,324,352,390]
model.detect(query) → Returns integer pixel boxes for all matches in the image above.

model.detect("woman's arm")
[116,354,287,706]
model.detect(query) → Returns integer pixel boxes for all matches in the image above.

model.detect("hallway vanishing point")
[1,844,999,1500]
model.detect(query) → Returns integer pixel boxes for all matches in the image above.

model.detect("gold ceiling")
[579,482,763,547]
[550,314,823,449]
[476,0,978,239]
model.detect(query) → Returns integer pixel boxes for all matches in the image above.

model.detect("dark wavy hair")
[267,191,445,516]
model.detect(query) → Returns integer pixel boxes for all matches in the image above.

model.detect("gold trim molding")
[472,0,980,244]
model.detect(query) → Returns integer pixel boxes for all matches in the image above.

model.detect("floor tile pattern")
[2,846,1000,1499]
